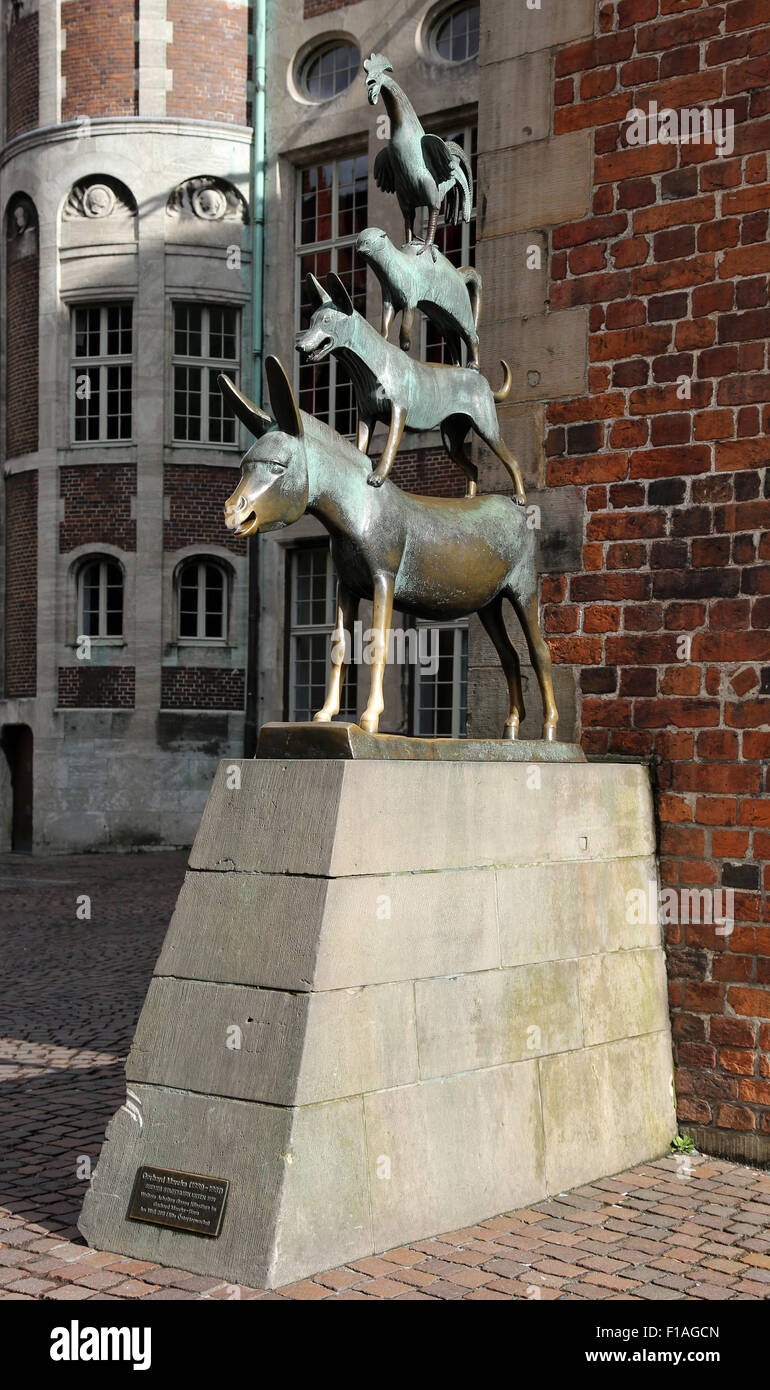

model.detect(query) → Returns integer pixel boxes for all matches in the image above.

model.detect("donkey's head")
[220,358,309,539]
[296,272,358,363]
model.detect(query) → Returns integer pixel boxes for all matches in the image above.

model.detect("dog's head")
[363,52,392,106]
[220,359,309,538]
[296,272,357,362]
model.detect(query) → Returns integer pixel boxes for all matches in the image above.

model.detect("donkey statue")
[220,358,558,742]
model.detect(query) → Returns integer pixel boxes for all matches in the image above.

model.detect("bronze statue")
[364,52,473,256]
[357,226,482,366]
[220,360,558,742]
[297,271,526,501]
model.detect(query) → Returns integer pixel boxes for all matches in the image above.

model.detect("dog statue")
[297,272,526,502]
[220,358,557,740]
[356,226,482,367]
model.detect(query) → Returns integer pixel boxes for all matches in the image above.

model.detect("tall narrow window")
[178,558,228,641]
[295,156,368,435]
[422,124,478,364]
[288,547,357,722]
[173,304,239,444]
[78,558,124,638]
[413,622,468,737]
[72,303,133,442]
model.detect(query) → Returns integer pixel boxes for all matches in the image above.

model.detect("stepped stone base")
[79,757,676,1289]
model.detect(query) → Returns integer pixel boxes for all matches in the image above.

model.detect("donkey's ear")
[218,374,274,438]
[305,272,331,308]
[265,356,304,439]
[327,272,354,316]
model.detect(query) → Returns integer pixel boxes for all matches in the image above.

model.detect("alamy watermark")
[331,621,440,675]
[627,881,735,936]
[625,102,735,157]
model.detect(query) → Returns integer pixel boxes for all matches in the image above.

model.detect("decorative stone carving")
[166,176,247,223]
[63,176,136,220]
[6,194,38,263]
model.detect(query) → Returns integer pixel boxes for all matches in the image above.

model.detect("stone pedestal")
[79,757,676,1289]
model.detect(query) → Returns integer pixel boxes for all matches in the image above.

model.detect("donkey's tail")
[493,359,512,403]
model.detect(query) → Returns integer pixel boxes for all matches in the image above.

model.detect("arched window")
[302,41,360,102]
[431,3,480,63]
[178,558,228,641]
[78,558,124,638]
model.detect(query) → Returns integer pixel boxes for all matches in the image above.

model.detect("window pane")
[174,303,202,357]
[204,564,225,638]
[74,306,100,358]
[74,367,100,441]
[174,365,202,440]
[106,303,132,356]
[179,563,199,637]
[305,44,359,103]
[209,306,237,362]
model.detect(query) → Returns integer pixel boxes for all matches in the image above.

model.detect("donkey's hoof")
[503,718,520,741]
[359,713,381,735]
[312,711,332,724]
[543,722,558,743]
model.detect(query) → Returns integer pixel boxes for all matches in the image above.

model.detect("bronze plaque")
[127,1165,228,1238]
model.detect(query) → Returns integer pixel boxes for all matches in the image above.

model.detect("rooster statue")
[364,52,473,258]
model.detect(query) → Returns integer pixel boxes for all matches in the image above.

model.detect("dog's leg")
[399,304,415,353]
[441,421,478,498]
[512,591,559,742]
[479,597,525,739]
[314,582,359,724]
[381,300,395,341]
[360,572,394,735]
[357,415,372,454]
[481,432,527,504]
[368,403,406,487]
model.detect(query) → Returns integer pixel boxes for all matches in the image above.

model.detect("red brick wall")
[60,466,137,552]
[61,0,136,120]
[6,253,39,459]
[391,447,466,497]
[6,10,39,140]
[167,0,249,124]
[164,464,246,554]
[547,0,770,1151]
[4,471,38,699]
[58,666,135,708]
[161,667,245,709]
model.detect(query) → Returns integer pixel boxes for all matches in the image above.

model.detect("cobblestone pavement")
[1,852,769,1302]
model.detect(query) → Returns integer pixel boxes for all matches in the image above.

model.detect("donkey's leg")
[479,597,525,740]
[314,582,359,723]
[511,591,559,742]
[360,573,394,734]
[369,403,406,486]
[441,419,478,498]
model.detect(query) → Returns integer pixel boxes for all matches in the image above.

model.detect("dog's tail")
[493,359,512,403]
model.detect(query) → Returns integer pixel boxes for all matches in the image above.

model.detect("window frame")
[76,555,125,643]
[286,544,358,723]
[294,154,368,437]
[176,556,230,645]
[428,1,481,66]
[171,302,241,447]
[410,619,468,739]
[301,40,361,103]
[70,301,134,445]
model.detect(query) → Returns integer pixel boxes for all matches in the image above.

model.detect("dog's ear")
[265,355,304,439]
[327,272,355,316]
[218,374,274,438]
[305,272,331,308]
